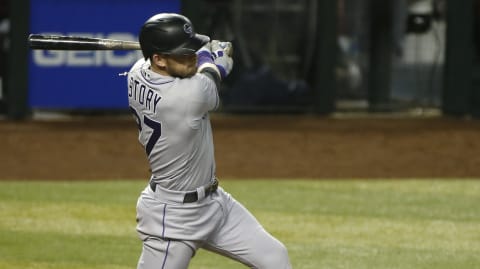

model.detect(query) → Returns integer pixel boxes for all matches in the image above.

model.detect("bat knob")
[219,41,233,57]
[211,40,233,57]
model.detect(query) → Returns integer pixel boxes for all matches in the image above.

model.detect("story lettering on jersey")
[128,77,162,113]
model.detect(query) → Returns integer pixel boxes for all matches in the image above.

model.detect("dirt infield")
[1,114,479,180]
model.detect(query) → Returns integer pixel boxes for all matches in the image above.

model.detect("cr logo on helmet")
[183,23,193,36]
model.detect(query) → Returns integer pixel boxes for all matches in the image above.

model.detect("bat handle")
[211,40,233,57]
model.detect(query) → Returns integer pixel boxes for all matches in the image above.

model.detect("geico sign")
[32,32,143,67]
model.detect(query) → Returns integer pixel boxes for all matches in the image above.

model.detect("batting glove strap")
[197,50,214,67]
[197,47,222,79]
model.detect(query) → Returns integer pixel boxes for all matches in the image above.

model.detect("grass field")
[0,179,479,269]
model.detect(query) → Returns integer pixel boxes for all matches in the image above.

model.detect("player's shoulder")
[183,73,216,94]
[184,73,216,90]
[176,73,218,102]
[129,58,147,73]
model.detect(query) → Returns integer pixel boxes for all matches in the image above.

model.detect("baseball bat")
[28,34,141,50]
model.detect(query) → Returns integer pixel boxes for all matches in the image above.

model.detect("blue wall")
[28,0,180,109]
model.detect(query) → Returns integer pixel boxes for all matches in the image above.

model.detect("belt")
[149,179,219,203]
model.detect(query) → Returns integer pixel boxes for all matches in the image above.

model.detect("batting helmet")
[139,13,210,59]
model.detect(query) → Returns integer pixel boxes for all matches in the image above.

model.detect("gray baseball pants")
[135,185,292,269]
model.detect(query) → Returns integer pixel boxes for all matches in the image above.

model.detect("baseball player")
[127,13,292,269]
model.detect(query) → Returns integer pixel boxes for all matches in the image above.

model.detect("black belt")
[149,179,219,203]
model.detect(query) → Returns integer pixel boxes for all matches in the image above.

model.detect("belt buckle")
[183,179,218,203]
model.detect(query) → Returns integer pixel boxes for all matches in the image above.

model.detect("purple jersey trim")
[140,70,174,86]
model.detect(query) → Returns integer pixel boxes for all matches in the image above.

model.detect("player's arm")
[196,43,220,84]
[196,41,233,87]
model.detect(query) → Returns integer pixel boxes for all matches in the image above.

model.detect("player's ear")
[152,54,167,68]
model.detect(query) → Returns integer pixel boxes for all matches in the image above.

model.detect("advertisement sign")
[29,0,180,109]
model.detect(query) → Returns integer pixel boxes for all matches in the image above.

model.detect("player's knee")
[258,241,291,269]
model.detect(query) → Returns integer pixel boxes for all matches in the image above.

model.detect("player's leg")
[137,238,195,269]
[204,190,292,269]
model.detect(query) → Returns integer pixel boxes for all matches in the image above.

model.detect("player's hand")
[196,43,214,66]
[211,40,233,79]
[196,42,222,77]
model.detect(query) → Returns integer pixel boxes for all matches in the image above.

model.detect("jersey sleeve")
[183,74,220,129]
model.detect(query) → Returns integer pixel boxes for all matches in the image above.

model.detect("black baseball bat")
[28,34,141,50]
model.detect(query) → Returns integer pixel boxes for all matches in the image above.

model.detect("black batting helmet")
[139,13,210,59]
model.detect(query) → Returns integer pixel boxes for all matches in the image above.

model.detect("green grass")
[0,179,479,269]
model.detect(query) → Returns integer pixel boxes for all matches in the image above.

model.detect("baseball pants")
[135,185,292,269]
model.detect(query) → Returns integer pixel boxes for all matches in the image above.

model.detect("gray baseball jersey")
[128,58,292,269]
[128,58,218,191]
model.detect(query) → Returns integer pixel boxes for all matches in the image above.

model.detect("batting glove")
[196,43,223,79]
[211,40,233,79]
[196,43,212,66]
